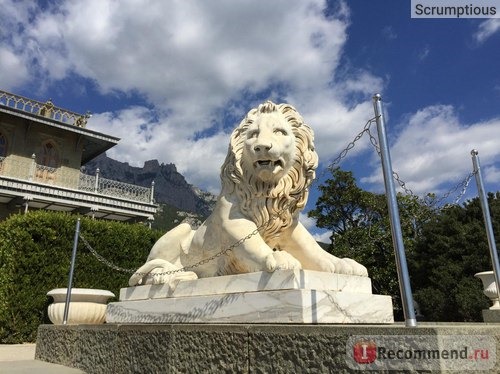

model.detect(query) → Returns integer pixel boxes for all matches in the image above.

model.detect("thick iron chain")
[80,234,138,274]
[430,171,477,208]
[81,203,292,277]
[81,116,477,275]
[328,117,378,172]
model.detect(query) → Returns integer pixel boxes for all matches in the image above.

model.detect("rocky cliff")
[83,154,215,217]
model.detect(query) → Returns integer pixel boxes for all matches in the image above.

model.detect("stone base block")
[106,270,394,324]
[482,308,500,322]
[36,323,500,373]
[107,289,393,323]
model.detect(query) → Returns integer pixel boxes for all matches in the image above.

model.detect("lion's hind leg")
[341,258,368,277]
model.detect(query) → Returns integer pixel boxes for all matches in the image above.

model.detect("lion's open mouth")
[255,159,284,169]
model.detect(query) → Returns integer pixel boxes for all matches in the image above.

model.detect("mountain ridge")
[83,153,216,217]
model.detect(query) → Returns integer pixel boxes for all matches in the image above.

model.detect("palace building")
[0,89,157,222]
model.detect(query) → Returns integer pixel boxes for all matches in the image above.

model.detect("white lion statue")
[129,101,367,287]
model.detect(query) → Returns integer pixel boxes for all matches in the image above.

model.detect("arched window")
[36,141,59,183]
[40,141,59,168]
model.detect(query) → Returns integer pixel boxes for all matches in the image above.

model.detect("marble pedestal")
[106,270,394,324]
[482,308,500,322]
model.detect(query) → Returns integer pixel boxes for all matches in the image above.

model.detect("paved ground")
[0,344,36,361]
[0,344,84,373]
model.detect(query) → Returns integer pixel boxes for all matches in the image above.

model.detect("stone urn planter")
[475,271,500,310]
[47,288,115,324]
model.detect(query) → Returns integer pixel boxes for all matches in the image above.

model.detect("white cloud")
[312,231,333,244]
[91,107,229,193]
[0,48,29,89]
[485,165,500,184]
[0,0,383,190]
[299,212,317,231]
[299,213,332,243]
[3,0,496,203]
[362,105,500,196]
[0,1,38,89]
[16,0,356,131]
[474,19,500,44]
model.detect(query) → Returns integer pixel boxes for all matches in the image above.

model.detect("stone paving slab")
[0,344,35,361]
[0,344,84,373]
[0,360,85,373]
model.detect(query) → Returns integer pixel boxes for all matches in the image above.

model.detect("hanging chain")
[80,233,138,274]
[453,171,476,204]
[384,168,476,210]
[327,117,378,171]
[317,115,476,251]
[392,171,415,197]
[429,171,477,208]
[362,123,474,208]
[367,125,381,155]
[79,115,477,276]
[81,202,293,277]
[312,116,379,189]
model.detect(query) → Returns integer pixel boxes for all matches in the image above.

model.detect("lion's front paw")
[264,253,277,272]
[129,259,198,286]
[148,267,198,285]
[272,250,302,270]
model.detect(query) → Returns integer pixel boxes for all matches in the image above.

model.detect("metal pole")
[372,94,417,327]
[63,218,81,325]
[470,150,500,303]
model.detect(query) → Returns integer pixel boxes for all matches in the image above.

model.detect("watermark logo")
[411,0,500,18]
[352,340,377,364]
[346,335,496,371]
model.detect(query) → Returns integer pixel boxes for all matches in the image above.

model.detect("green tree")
[309,168,434,320]
[409,193,500,321]
[310,168,386,237]
[0,211,162,343]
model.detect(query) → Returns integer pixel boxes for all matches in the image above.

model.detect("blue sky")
[1,0,499,240]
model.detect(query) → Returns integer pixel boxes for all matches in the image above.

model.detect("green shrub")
[0,211,163,343]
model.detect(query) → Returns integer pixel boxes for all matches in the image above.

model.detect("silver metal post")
[372,94,417,327]
[471,150,500,303]
[63,218,81,325]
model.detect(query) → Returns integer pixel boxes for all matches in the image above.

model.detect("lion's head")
[221,101,318,243]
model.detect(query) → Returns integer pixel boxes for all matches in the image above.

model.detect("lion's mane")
[220,101,318,244]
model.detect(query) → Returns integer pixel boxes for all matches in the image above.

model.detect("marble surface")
[107,289,393,324]
[109,270,393,324]
[129,102,367,288]
[120,270,372,301]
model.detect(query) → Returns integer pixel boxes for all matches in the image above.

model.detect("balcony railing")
[79,170,154,203]
[0,155,154,204]
[0,89,91,128]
